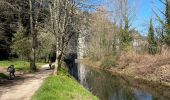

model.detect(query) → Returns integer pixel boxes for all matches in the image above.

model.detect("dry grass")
[79,58,102,69]
[81,49,170,85]
[120,49,169,63]
[117,49,170,84]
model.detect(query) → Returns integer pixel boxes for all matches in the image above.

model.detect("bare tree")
[87,7,117,59]
[109,0,137,52]
[49,0,85,75]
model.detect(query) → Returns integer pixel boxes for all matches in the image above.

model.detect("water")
[76,64,170,100]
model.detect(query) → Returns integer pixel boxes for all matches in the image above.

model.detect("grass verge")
[32,69,98,100]
[0,60,45,72]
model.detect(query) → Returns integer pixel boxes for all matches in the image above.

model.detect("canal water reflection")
[76,64,170,100]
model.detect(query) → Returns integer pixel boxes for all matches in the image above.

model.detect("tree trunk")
[58,51,63,70]
[29,0,36,71]
[53,40,63,75]
[53,50,61,75]
[52,0,60,75]
[53,56,58,75]
[159,44,163,54]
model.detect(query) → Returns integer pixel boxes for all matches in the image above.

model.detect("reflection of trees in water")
[84,68,117,100]
[76,64,170,100]
[81,67,135,100]
[80,66,166,100]
[116,78,135,100]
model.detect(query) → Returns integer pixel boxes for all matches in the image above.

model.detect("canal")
[74,63,170,100]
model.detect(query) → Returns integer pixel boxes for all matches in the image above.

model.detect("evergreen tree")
[119,17,132,52]
[124,17,132,46]
[164,0,170,46]
[147,19,157,54]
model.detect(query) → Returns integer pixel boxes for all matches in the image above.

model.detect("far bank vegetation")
[83,0,170,83]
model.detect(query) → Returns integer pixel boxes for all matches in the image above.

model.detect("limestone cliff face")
[78,33,85,59]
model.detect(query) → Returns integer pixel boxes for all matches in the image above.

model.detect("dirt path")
[0,64,52,100]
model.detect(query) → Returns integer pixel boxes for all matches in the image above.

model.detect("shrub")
[100,56,117,69]
[148,44,158,55]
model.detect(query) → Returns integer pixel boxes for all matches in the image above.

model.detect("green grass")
[0,60,46,72]
[32,70,98,100]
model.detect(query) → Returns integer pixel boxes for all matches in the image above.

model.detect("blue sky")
[87,0,165,36]
[134,0,164,36]
[134,0,153,36]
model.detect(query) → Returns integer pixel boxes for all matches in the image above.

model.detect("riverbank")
[80,54,170,87]
[32,68,98,100]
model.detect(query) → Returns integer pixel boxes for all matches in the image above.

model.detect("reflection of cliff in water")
[77,64,88,86]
